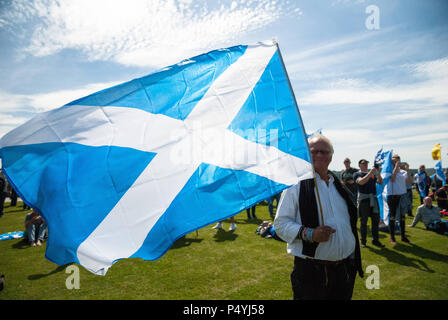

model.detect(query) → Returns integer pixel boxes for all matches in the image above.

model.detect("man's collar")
[315,171,334,183]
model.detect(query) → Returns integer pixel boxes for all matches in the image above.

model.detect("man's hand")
[312,225,336,243]
[31,215,42,223]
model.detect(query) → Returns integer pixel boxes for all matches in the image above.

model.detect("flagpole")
[274,39,325,226]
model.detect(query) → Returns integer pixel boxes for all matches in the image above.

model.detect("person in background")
[268,192,281,219]
[409,196,448,235]
[354,159,384,248]
[341,158,358,202]
[212,215,237,231]
[431,174,443,199]
[414,165,430,204]
[435,184,448,211]
[386,154,413,245]
[24,210,47,247]
[8,185,18,207]
[246,205,257,220]
[400,162,414,217]
[0,168,7,218]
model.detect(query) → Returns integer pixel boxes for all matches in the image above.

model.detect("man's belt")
[304,257,349,265]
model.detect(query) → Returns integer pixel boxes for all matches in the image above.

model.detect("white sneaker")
[36,240,42,246]
[212,222,223,229]
[229,223,237,231]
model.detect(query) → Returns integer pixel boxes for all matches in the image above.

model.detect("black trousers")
[387,195,406,239]
[358,199,380,243]
[291,256,357,300]
[0,192,5,216]
[246,206,256,219]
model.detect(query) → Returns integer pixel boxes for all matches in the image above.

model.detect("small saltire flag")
[306,128,322,138]
[376,149,393,225]
[415,170,428,198]
[373,147,385,168]
[0,40,313,275]
[432,144,441,160]
[435,161,446,185]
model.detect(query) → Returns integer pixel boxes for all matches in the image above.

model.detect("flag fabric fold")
[435,160,446,185]
[375,149,393,225]
[0,40,313,275]
[416,170,428,198]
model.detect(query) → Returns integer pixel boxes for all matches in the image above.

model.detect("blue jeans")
[25,223,47,243]
[427,220,448,234]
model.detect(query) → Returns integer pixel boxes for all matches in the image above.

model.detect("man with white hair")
[274,134,363,300]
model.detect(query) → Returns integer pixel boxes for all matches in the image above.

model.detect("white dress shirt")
[386,169,408,195]
[274,173,356,261]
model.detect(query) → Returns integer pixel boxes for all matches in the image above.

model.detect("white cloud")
[0,81,120,114]
[0,81,121,141]
[1,0,300,68]
[299,57,448,106]
[411,57,448,80]
[326,126,448,170]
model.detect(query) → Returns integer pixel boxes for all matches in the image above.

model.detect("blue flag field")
[0,40,313,275]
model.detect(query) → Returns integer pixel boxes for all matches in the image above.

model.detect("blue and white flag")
[415,170,429,198]
[0,40,313,275]
[374,147,384,167]
[0,231,23,241]
[376,149,393,225]
[435,161,446,185]
[306,128,322,138]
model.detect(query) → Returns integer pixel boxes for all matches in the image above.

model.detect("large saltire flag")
[375,149,393,225]
[0,40,313,275]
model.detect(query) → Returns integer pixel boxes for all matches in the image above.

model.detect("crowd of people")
[340,156,448,242]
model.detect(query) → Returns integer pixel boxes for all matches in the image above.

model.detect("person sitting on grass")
[409,197,448,235]
[256,221,284,241]
[24,210,47,247]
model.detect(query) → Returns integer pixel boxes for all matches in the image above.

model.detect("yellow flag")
[432,143,441,160]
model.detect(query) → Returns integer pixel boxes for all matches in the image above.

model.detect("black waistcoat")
[299,171,364,278]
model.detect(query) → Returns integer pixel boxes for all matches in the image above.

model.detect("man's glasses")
[310,149,331,155]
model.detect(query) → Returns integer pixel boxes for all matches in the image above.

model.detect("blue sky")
[0,0,447,170]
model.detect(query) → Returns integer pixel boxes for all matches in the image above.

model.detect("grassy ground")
[0,191,447,300]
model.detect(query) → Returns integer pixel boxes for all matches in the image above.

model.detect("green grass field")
[1,191,447,300]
